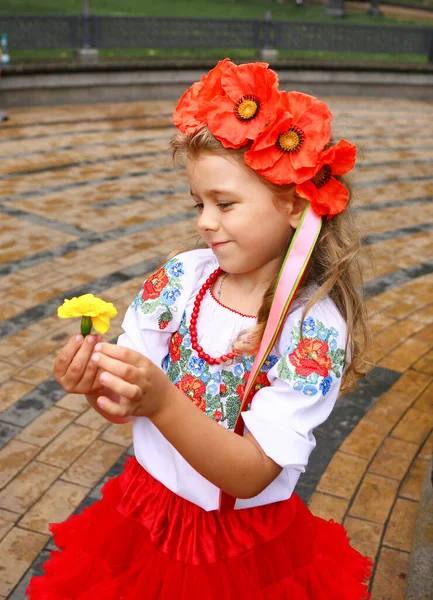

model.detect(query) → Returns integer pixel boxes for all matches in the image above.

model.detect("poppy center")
[276,126,305,153]
[312,165,332,188]
[234,95,260,121]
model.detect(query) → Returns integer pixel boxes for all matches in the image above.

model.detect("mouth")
[211,241,229,249]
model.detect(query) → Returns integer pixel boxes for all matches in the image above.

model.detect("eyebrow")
[189,188,238,198]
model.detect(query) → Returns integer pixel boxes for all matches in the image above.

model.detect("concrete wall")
[1,67,433,107]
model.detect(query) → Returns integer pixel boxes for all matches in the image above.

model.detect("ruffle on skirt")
[27,457,373,599]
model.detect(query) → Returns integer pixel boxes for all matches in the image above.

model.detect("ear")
[287,191,307,229]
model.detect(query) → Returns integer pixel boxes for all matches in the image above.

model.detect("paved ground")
[0,97,432,599]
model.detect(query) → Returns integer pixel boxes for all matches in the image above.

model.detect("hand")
[91,343,172,420]
[54,334,105,395]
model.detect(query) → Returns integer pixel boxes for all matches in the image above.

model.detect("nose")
[197,206,219,232]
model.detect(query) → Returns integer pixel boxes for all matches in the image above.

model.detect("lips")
[211,241,229,248]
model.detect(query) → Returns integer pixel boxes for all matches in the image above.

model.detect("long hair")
[170,126,372,394]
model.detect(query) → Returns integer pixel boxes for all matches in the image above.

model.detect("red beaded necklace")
[190,267,238,365]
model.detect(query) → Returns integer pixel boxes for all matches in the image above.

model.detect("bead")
[189,267,236,365]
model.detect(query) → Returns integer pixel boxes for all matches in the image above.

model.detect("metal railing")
[0,14,432,61]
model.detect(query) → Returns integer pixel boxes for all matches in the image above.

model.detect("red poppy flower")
[244,91,333,184]
[236,370,269,401]
[296,140,357,219]
[172,59,234,134]
[213,409,222,422]
[169,331,183,362]
[289,339,332,378]
[172,78,206,134]
[220,383,228,395]
[175,374,206,411]
[194,58,234,120]
[142,268,168,301]
[204,62,280,149]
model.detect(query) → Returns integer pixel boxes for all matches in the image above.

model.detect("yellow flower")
[58,294,117,335]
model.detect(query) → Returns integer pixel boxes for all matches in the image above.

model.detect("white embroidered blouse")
[117,248,347,511]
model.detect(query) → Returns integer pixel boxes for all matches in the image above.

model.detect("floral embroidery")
[174,374,206,412]
[289,338,332,378]
[131,258,184,330]
[277,318,344,397]
[166,312,277,429]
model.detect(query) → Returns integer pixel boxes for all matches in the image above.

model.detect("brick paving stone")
[0,527,49,597]
[418,431,433,460]
[61,439,125,488]
[343,516,383,562]
[0,380,34,413]
[0,439,39,489]
[414,380,433,412]
[371,547,410,600]
[0,508,18,541]
[0,362,17,385]
[307,491,349,523]
[55,393,89,414]
[316,451,368,500]
[74,407,111,432]
[368,437,419,480]
[390,369,432,400]
[37,423,99,469]
[0,97,432,598]
[339,419,389,459]
[349,473,399,524]
[412,349,433,376]
[392,408,433,444]
[364,390,413,432]
[383,498,419,552]
[100,421,133,447]
[19,479,89,535]
[0,461,62,514]
[400,458,431,501]
[378,337,431,372]
[13,365,51,386]
[15,406,75,448]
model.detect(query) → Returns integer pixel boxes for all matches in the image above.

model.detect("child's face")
[187,152,298,275]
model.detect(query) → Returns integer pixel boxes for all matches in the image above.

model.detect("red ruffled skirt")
[27,458,373,599]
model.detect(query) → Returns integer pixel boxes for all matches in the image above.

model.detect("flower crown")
[172,59,356,219]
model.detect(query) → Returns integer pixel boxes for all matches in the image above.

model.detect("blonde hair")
[170,126,372,394]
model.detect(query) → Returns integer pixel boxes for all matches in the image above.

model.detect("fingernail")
[100,372,109,382]
[86,335,95,344]
[97,398,105,408]
[91,353,100,363]
[94,343,102,352]
[75,335,84,343]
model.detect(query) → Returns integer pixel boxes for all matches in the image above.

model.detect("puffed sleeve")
[117,249,215,370]
[241,300,347,470]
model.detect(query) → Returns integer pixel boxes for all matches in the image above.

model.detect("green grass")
[3,0,431,64]
[0,0,428,25]
[9,47,428,65]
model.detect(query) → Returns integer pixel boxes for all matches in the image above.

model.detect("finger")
[54,335,84,379]
[96,394,135,419]
[64,335,100,385]
[94,342,146,368]
[99,371,141,402]
[91,351,140,383]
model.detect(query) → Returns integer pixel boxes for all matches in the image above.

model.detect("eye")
[192,203,203,212]
[217,202,234,210]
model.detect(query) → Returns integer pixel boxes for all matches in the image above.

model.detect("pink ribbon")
[219,204,322,512]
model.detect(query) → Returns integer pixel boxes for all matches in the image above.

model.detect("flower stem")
[81,316,92,337]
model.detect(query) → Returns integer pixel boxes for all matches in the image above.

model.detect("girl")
[28,60,373,599]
